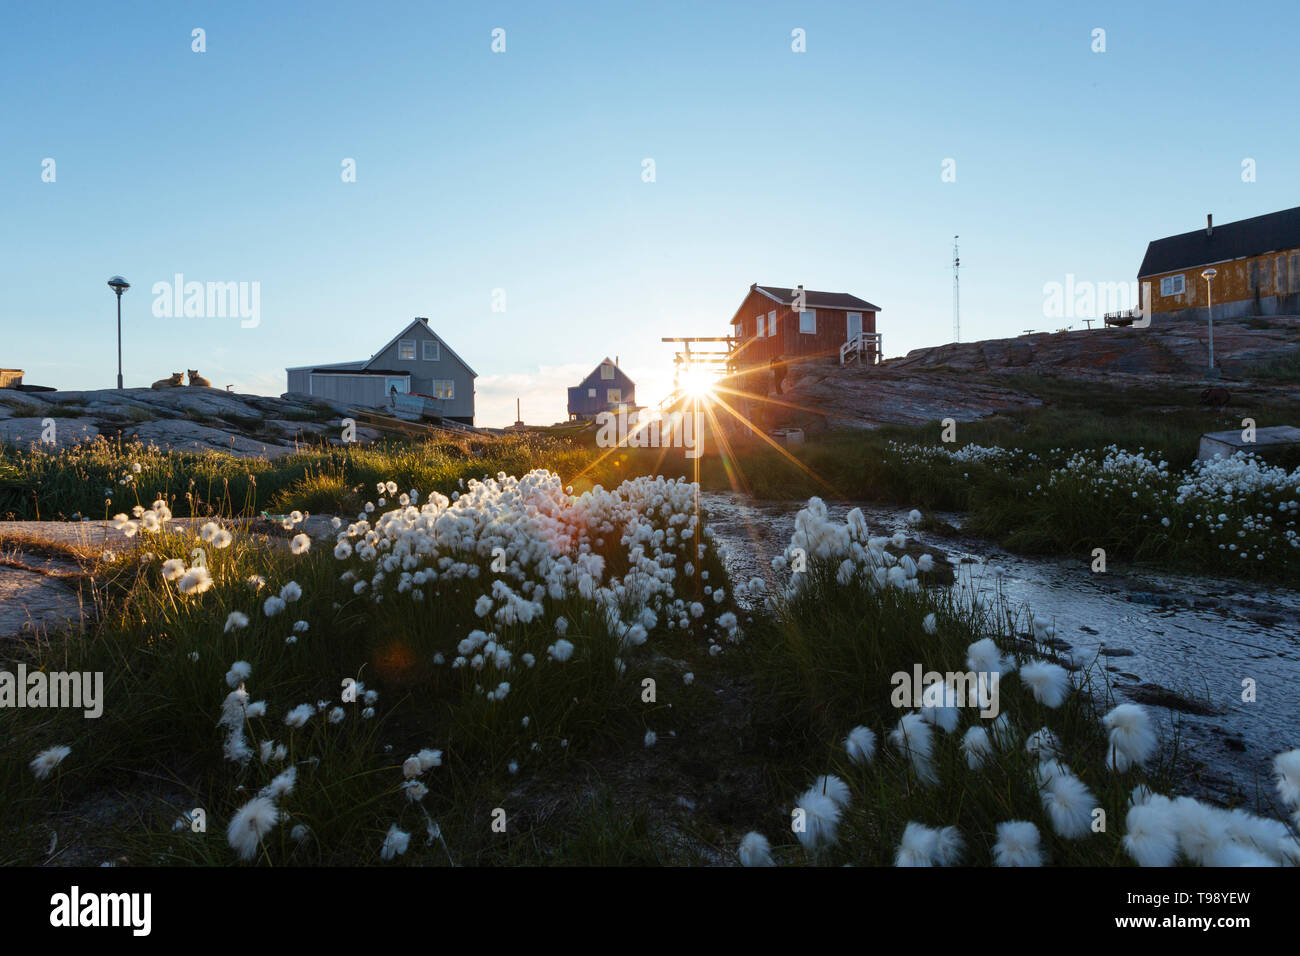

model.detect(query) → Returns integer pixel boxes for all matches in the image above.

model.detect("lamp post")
[1201,268,1218,379]
[107,276,130,389]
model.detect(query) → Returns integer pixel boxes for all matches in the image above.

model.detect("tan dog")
[187,370,212,387]
[151,372,183,389]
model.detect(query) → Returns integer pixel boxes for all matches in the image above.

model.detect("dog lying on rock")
[151,372,183,389]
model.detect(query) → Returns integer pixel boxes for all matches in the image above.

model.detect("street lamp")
[107,275,130,389]
[1201,268,1218,379]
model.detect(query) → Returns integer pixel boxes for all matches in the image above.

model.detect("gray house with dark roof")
[1138,207,1300,322]
[567,358,636,421]
[285,318,477,424]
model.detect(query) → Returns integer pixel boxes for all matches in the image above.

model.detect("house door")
[846,312,863,340]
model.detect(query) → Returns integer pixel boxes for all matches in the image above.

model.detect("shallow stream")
[701,491,1300,807]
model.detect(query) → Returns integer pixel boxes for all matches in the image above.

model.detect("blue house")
[567,358,636,421]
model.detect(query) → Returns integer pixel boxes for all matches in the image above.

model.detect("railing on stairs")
[840,331,883,365]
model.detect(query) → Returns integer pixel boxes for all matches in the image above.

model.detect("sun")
[678,364,718,399]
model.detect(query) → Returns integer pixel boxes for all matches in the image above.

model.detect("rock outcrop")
[748,314,1300,431]
[0,387,382,457]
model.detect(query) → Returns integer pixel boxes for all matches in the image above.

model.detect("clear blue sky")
[3,0,1297,425]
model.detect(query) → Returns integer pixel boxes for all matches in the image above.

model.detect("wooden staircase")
[840,331,883,365]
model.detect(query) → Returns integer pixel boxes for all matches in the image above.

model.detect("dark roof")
[311,368,409,376]
[1138,206,1300,278]
[754,285,881,311]
[574,358,635,389]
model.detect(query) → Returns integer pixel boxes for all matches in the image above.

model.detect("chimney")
[615,355,619,367]
[1206,214,1213,237]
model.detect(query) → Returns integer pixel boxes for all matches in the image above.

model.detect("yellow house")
[1138,207,1300,321]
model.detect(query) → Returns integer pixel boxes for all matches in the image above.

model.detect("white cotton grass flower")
[1166,797,1288,866]
[919,680,961,733]
[1039,767,1097,839]
[29,745,71,780]
[1025,727,1062,761]
[290,533,311,555]
[279,581,302,603]
[812,774,851,810]
[1102,704,1157,772]
[893,822,965,866]
[416,749,442,771]
[380,824,411,861]
[161,558,186,581]
[844,726,876,765]
[1123,800,1180,867]
[1275,748,1300,809]
[1170,796,1231,866]
[402,756,422,780]
[961,726,994,770]
[993,820,1044,866]
[548,639,575,662]
[225,660,252,688]
[895,822,939,866]
[907,509,923,526]
[1224,808,1300,865]
[644,730,657,747]
[793,787,841,851]
[739,831,775,867]
[263,595,286,617]
[284,704,313,728]
[227,795,279,861]
[291,824,310,844]
[176,566,213,595]
[1018,659,1070,708]
[888,713,937,785]
[262,766,297,799]
[212,528,233,550]
[922,613,938,635]
[404,780,430,802]
[965,638,1011,677]
[223,611,249,633]
[933,825,965,865]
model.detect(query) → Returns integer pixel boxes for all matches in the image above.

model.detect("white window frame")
[732,321,743,339]
[386,377,409,395]
[422,339,440,361]
[587,388,597,398]
[607,388,622,404]
[767,310,776,337]
[431,380,454,400]
[600,364,615,380]
[1160,275,1185,297]
[799,309,817,334]
[397,339,416,360]
[756,313,765,337]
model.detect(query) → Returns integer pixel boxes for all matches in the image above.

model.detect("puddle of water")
[699,491,1300,807]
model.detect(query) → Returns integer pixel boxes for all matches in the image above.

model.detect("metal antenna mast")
[952,235,961,344]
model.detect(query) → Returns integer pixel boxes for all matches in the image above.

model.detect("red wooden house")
[727,284,881,372]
